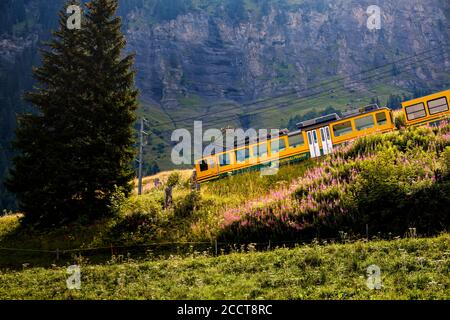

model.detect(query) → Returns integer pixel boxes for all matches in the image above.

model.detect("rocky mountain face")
[127,0,449,109]
[0,0,449,209]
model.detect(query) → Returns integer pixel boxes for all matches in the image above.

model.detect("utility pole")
[137,117,148,196]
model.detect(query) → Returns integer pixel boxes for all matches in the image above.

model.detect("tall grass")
[2,125,449,255]
[218,124,450,242]
[1,234,449,299]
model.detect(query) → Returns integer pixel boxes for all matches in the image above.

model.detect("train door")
[307,130,320,158]
[319,126,333,155]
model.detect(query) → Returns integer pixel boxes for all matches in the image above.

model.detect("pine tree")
[6,0,138,226]
[79,0,138,217]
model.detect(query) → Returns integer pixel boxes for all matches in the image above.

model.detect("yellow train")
[195,89,450,183]
[402,89,450,127]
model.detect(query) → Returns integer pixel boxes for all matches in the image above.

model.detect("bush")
[218,125,450,242]
[174,191,201,218]
[443,147,450,174]
[348,146,448,234]
[107,195,167,244]
[107,185,128,216]
[395,113,406,129]
[167,172,181,188]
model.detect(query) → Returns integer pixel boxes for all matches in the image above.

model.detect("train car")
[402,89,450,127]
[195,104,395,182]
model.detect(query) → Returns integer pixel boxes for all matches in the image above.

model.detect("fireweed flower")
[218,126,450,233]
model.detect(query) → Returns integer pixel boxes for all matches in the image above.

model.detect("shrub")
[395,113,406,129]
[218,125,450,243]
[443,147,450,174]
[167,172,181,188]
[107,195,167,244]
[174,191,201,218]
[348,146,441,234]
[107,185,128,216]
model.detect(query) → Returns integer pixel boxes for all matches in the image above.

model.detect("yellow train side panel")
[402,89,450,127]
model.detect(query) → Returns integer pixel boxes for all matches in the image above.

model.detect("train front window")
[288,134,305,148]
[333,121,353,137]
[376,112,387,125]
[427,97,449,115]
[199,160,208,172]
[405,103,426,120]
[355,115,375,131]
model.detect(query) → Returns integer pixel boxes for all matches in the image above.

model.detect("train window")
[252,143,268,158]
[376,112,387,125]
[199,160,209,172]
[288,134,305,148]
[427,97,449,115]
[219,153,231,166]
[271,139,286,154]
[333,121,353,137]
[235,148,250,163]
[405,103,426,121]
[355,115,375,131]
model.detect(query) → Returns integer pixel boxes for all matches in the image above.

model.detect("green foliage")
[107,185,128,216]
[443,147,450,173]
[349,145,450,234]
[167,172,181,187]
[395,113,406,129]
[6,0,138,226]
[218,125,450,243]
[2,125,450,266]
[174,191,201,218]
[108,210,165,245]
[386,94,404,110]
[141,161,161,176]
[0,234,449,299]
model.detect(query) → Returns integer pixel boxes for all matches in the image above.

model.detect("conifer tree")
[78,0,138,217]
[7,0,138,226]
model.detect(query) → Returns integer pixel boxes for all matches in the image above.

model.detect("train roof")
[296,104,387,131]
[296,113,340,130]
[199,104,390,158]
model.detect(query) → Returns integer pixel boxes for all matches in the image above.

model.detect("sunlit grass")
[0,234,448,299]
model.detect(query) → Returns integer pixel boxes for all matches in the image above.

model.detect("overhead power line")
[146,45,449,137]
[165,49,450,149]
[148,43,449,130]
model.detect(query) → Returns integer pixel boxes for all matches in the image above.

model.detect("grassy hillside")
[0,234,449,299]
[1,123,450,299]
[0,160,314,267]
[1,123,449,268]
